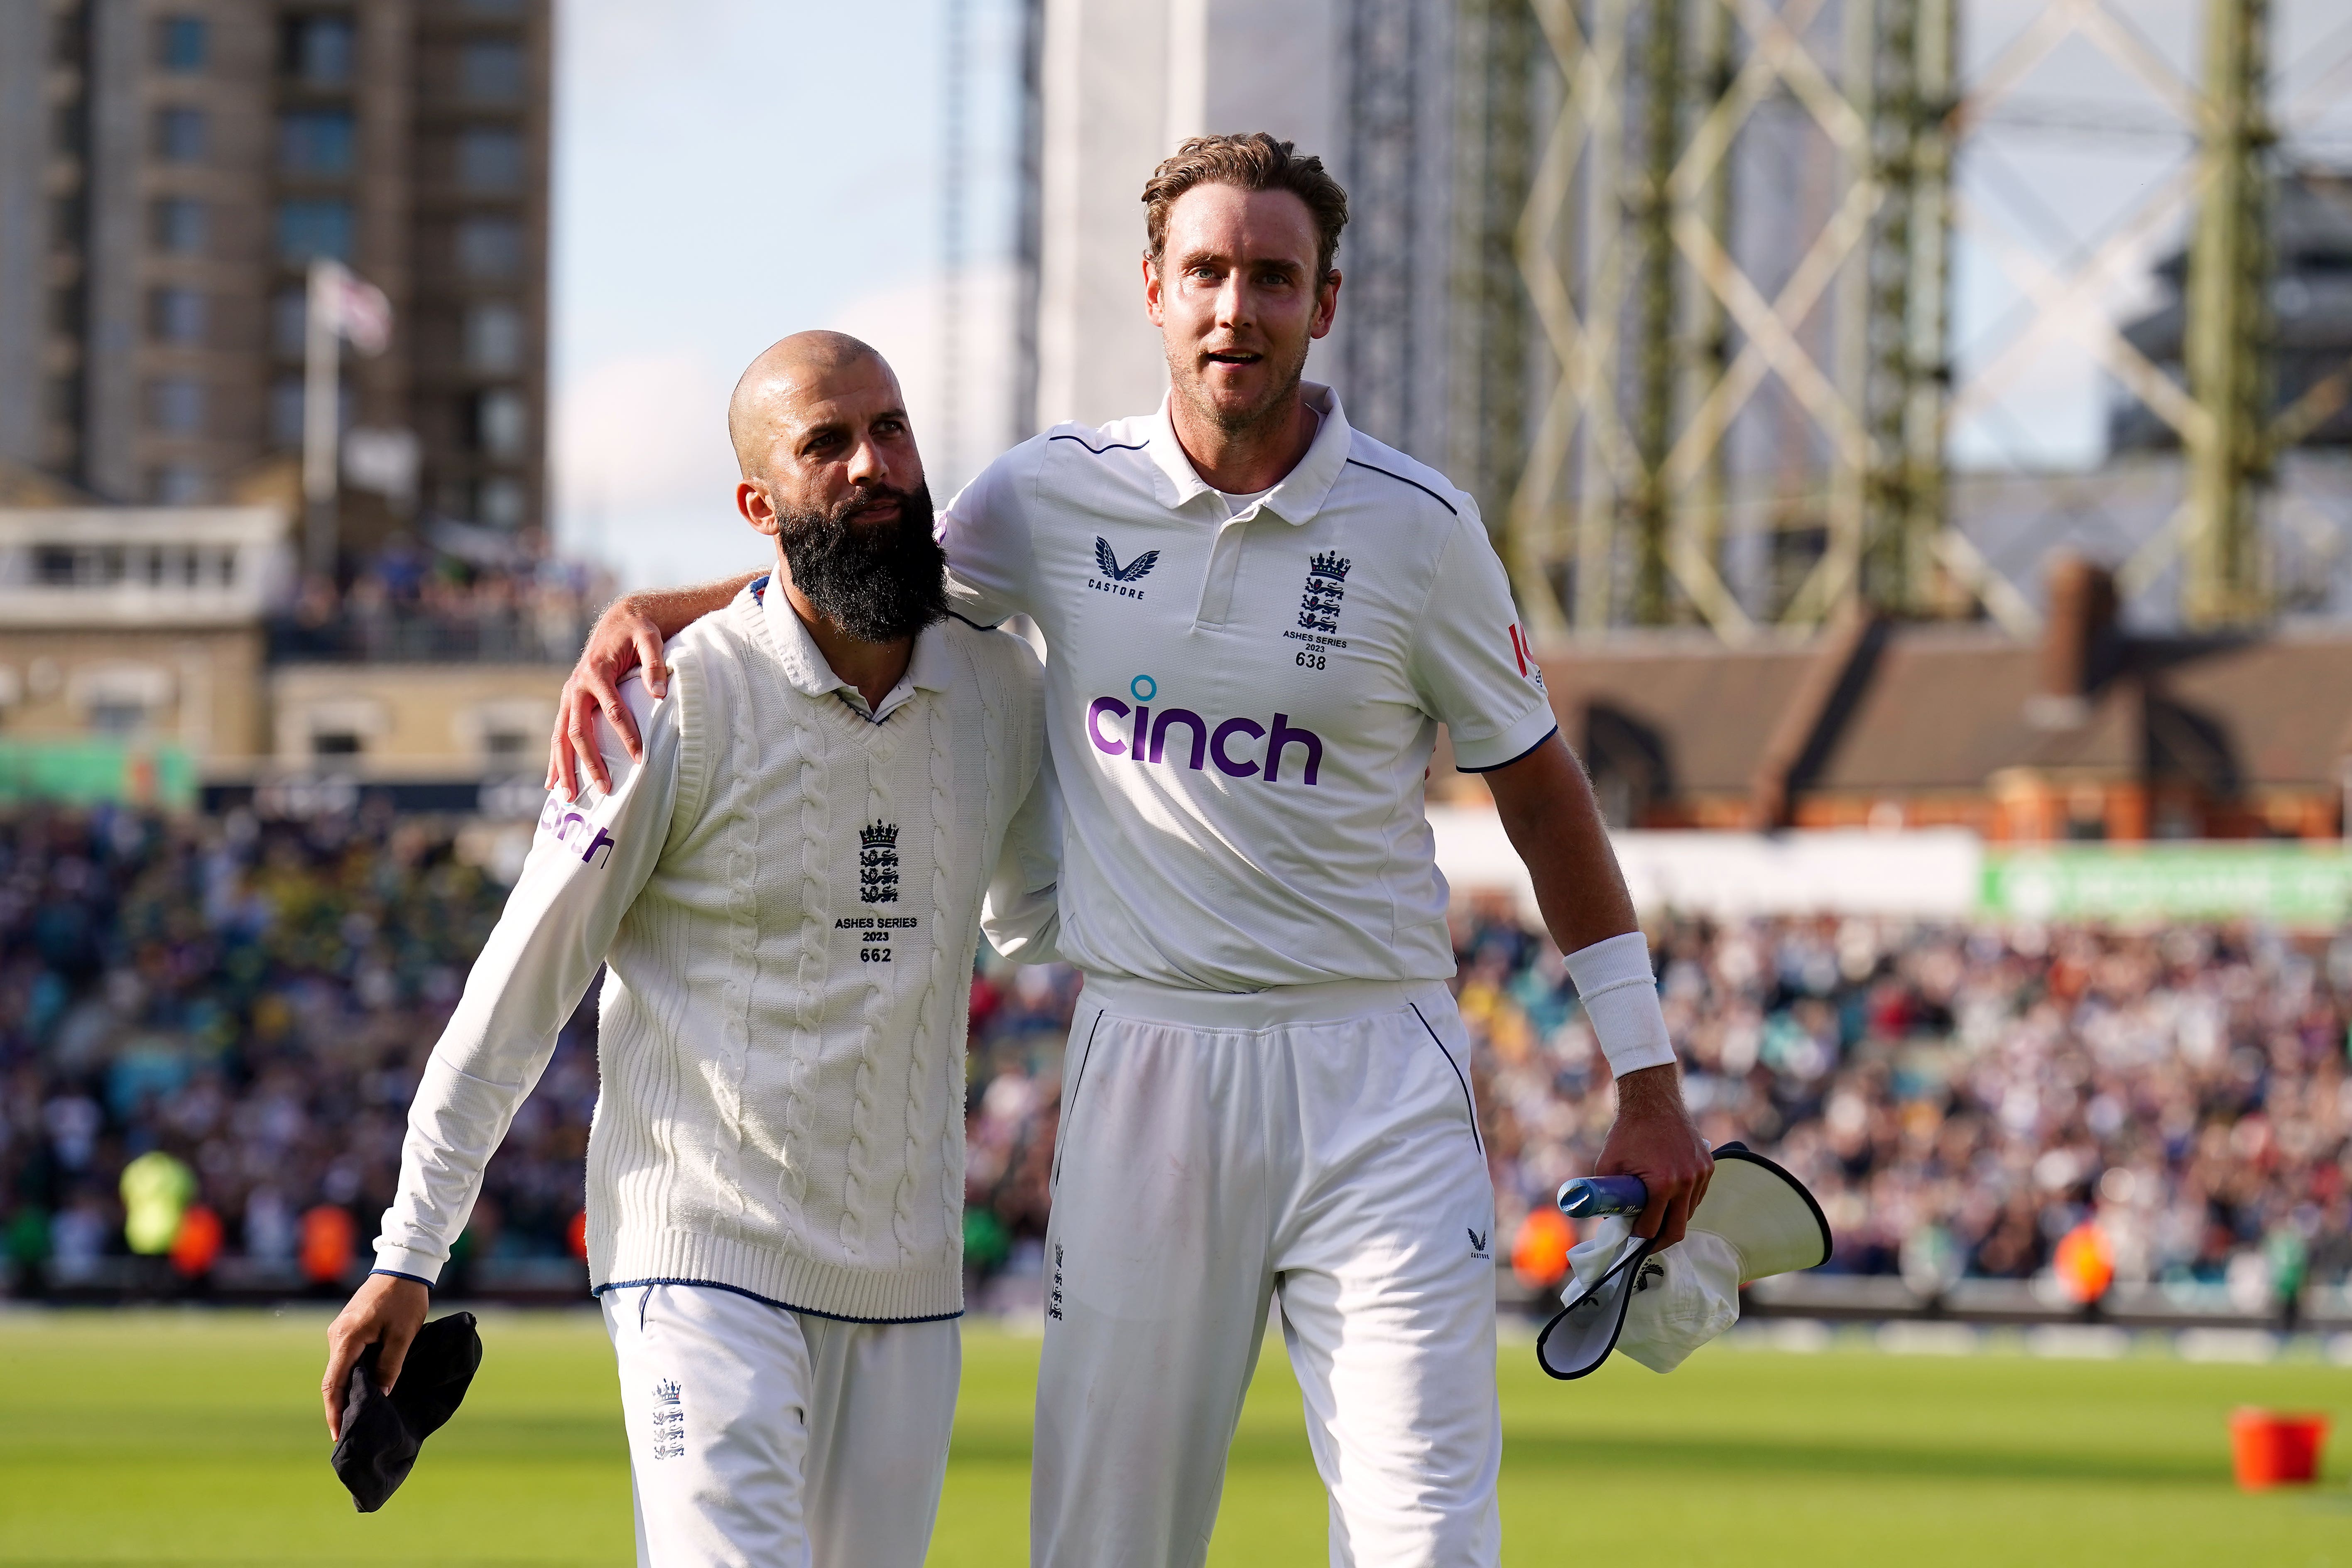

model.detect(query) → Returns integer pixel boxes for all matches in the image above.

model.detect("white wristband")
[1563,931,1678,1078]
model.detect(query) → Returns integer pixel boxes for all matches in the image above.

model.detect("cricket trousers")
[601,1281,960,1568]
[1034,976,1503,1568]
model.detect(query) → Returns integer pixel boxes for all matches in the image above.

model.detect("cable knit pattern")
[378,583,1052,1325]
[892,693,959,1257]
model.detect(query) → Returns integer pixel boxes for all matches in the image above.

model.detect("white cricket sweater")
[374,579,1061,1321]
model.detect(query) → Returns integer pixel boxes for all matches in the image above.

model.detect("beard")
[1174,332,1312,436]
[774,482,947,643]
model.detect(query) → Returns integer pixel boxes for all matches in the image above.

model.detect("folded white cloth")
[1537,1145,1832,1380]
[1557,1218,1739,1374]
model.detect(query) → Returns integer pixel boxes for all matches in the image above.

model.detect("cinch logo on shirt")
[538,795,615,867]
[1085,695,1325,786]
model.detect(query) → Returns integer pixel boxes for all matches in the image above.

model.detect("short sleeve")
[941,439,1044,627]
[1406,510,1559,772]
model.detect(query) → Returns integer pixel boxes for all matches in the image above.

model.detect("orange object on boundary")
[169,1205,223,1277]
[2052,1221,2114,1304]
[1512,1208,1575,1289]
[300,1204,356,1285]
[2229,1409,2330,1490]
[566,1209,589,1262]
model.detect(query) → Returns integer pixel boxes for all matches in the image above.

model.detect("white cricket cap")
[1535,1144,1833,1380]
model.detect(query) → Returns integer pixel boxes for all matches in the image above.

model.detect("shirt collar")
[753,573,952,717]
[1145,381,1354,527]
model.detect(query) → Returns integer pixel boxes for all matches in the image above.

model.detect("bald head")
[725,329,926,561]
[728,331,895,480]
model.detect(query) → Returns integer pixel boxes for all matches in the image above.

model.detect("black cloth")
[331,1311,483,1512]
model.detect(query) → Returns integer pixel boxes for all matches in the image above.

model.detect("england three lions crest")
[1298,551,1350,635]
[859,821,900,904]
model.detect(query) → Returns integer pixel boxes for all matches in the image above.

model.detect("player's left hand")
[322,1273,431,1441]
[1596,1064,1713,1248]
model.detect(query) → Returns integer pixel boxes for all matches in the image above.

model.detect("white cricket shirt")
[948,382,1556,992]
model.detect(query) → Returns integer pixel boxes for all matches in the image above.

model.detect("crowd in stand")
[3,807,2347,1305]
[272,529,610,664]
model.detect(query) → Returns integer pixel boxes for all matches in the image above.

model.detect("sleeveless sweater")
[375,582,1058,1320]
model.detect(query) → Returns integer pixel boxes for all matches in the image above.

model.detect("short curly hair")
[1142,132,1350,279]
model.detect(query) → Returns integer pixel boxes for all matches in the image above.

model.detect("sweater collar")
[750,573,952,719]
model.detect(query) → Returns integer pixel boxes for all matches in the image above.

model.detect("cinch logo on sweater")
[538,796,616,867]
[1084,696,1324,786]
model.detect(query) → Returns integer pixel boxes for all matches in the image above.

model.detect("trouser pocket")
[1407,999,1484,1155]
[1050,1006,1106,1193]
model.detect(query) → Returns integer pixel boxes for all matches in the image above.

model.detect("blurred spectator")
[5,803,2348,1306]
[0,806,581,1294]
[270,530,613,664]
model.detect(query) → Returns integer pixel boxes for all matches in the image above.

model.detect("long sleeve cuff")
[1564,931,1679,1078]
[372,1240,447,1288]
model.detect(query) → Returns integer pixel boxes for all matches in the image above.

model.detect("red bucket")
[2229,1408,2330,1490]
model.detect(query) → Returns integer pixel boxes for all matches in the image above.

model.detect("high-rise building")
[0,0,550,546]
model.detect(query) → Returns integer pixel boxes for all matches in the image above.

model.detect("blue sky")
[547,0,1019,587]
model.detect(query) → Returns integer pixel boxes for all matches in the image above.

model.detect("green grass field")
[0,1310,2347,1566]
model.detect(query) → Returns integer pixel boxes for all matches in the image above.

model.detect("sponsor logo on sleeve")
[1089,537,1160,598]
[537,796,616,867]
[1507,622,1546,689]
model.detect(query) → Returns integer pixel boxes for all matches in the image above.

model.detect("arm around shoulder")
[978,632,1062,963]
[549,573,755,798]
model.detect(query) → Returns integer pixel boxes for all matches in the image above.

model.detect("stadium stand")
[2,809,2345,1317]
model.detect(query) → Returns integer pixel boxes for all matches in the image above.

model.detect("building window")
[473,389,527,457]
[464,303,523,372]
[157,15,208,71]
[51,190,86,245]
[282,14,355,85]
[152,465,206,505]
[277,199,353,262]
[477,477,527,529]
[461,39,526,101]
[150,287,207,346]
[90,701,152,736]
[279,110,356,176]
[153,197,208,254]
[149,377,206,436]
[50,100,88,157]
[270,376,304,448]
[48,282,85,335]
[272,290,307,357]
[456,128,524,191]
[456,216,522,277]
[156,107,208,163]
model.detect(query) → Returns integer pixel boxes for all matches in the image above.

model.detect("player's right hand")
[322,1273,431,1441]
[545,597,668,801]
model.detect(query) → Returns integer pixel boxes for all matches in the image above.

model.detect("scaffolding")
[1464,0,2306,638]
